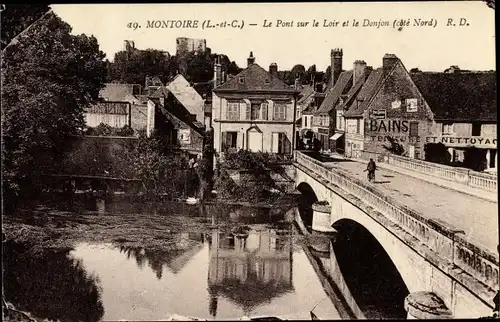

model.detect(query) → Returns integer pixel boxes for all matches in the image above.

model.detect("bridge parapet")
[295,151,499,292]
[355,150,497,193]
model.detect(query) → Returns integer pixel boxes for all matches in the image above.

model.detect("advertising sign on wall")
[179,129,191,144]
[370,109,387,119]
[366,118,497,149]
[406,98,418,112]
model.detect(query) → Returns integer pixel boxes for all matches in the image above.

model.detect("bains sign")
[367,119,497,149]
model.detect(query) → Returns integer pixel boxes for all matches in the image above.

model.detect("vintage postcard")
[1,1,497,321]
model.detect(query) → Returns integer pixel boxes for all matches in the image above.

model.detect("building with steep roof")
[212,52,300,156]
[410,69,497,169]
[165,74,205,126]
[313,70,353,151]
[341,54,496,170]
[343,54,435,159]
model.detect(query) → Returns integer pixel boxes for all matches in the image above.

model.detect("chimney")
[331,48,343,86]
[269,63,278,77]
[353,60,367,85]
[247,51,255,67]
[294,77,302,90]
[383,54,399,72]
[213,56,222,87]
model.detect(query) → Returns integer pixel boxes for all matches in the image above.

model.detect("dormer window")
[239,77,245,84]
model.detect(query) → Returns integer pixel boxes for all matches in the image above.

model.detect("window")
[227,103,240,120]
[265,79,270,84]
[319,115,328,127]
[472,122,481,136]
[221,131,238,151]
[336,111,344,130]
[251,104,260,120]
[273,132,291,154]
[304,116,308,128]
[442,122,453,135]
[356,119,361,134]
[261,102,269,120]
[274,104,286,120]
[409,121,419,137]
[238,77,245,84]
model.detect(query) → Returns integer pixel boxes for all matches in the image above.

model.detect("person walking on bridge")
[364,158,377,182]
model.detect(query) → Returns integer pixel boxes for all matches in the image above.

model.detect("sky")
[51,2,495,72]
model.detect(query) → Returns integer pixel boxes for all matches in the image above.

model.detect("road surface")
[323,160,498,253]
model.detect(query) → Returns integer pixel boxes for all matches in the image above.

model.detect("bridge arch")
[296,182,318,227]
[331,218,410,319]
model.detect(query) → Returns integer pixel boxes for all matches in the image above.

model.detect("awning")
[330,133,344,141]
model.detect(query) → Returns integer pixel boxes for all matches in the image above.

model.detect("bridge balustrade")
[355,150,497,193]
[295,151,499,291]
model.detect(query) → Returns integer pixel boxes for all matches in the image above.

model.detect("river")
[3,196,352,321]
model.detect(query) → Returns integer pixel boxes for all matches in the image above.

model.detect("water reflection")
[207,226,294,317]
[5,200,343,320]
[118,233,205,279]
[3,241,104,322]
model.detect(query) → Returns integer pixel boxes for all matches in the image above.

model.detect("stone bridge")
[293,151,498,319]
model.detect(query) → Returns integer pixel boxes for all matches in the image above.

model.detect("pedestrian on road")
[364,158,377,182]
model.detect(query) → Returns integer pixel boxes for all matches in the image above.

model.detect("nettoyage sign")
[366,119,497,149]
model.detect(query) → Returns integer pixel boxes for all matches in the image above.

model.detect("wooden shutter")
[246,103,251,120]
[409,122,419,137]
[262,103,268,120]
[221,132,227,151]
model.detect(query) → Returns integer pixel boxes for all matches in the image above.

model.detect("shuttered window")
[261,102,269,120]
[246,103,251,120]
[227,103,240,120]
[274,104,286,121]
[251,104,260,120]
[409,122,419,137]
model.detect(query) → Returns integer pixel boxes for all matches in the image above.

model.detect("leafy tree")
[463,147,487,172]
[424,143,451,165]
[305,65,317,84]
[121,131,190,195]
[383,136,405,156]
[290,64,306,84]
[1,4,50,50]
[2,11,107,199]
[323,65,332,84]
[107,49,178,85]
[213,150,285,203]
[184,50,213,83]
[228,61,243,75]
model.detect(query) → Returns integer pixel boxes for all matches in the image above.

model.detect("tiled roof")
[337,72,371,111]
[410,71,496,121]
[99,83,140,101]
[149,86,171,99]
[297,85,315,104]
[315,71,353,114]
[135,95,150,104]
[343,67,387,117]
[213,63,294,93]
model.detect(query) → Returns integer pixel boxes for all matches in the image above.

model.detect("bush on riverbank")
[214,150,287,204]
[85,123,135,137]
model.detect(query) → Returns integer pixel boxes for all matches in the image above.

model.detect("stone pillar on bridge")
[404,291,453,319]
[312,201,336,233]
